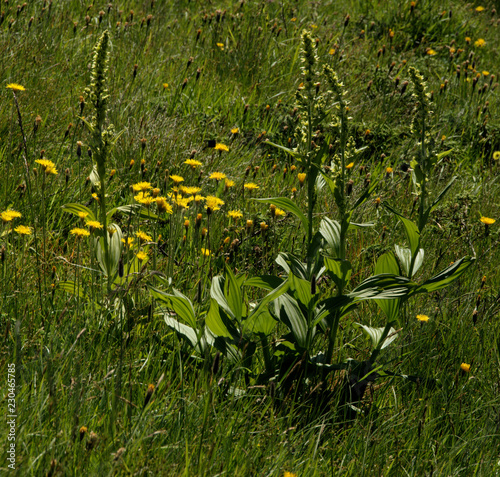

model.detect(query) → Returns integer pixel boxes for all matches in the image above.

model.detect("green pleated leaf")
[253,197,308,231]
[62,203,96,222]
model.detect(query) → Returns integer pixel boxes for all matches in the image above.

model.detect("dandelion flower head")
[170,174,184,185]
[136,251,149,261]
[184,159,203,169]
[71,227,90,237]
[6,83,25,91]
[205,196,224,211]
[244,182,259,191]
[480,216,495,225]
[135,230,152,243]
[132,181,153,192]
[209,171,227,181]
[460,363,471,372]
[227,210,243,220]
[86,220,103,230]
[214,143,229,152]
[14,225,32,235]
[416,314,430,322]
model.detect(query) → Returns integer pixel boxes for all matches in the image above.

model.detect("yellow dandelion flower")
[274,208,286,217]
[297,173,306,186]
[35,158,58,174]
[329,48,336,55]
[176,198,192,209]
[209,171,227,181]
[163,83,169,89]
[86,220,103,230]
[474,38,486,48]
[475,6,484,12]
[244,182,259,191]
[231,127,239,134]
[180,186,202,195]
[201,247,211,256]
[465,37,471,44]
[135,230,152,243]
[493,151,500,161]
[214,143,229,152]
[156,197,173,214]
[92,193,99,201]
[260,221,269,231]
[134,192,155,205]
[216,42,224,50]
[284,472,298,477]
[194,194,205,204]
[14,225,32,235]
[426,49,437,56]
[136,251,149,261]
[1,209,22,222]
[184,159,203,169]
[346,162,354,169]
[132,181,153,192]
[482,71,490,76]
[70,227,90,237]
[416,314,429,322]
[78,211,89,220]
[225,179,235,188]
[170,174,184,185]
[6,83,25,91]
[205,196,224,211]
[386,167,393,174]
[227,210,243,220]
[246,220,254,231]
[480,216,495,225]
[121,237,134,247]
[460,363,471,373]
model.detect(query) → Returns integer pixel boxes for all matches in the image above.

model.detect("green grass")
[2,1,500,475]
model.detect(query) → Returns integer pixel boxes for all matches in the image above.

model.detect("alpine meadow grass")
[1,1,500,476]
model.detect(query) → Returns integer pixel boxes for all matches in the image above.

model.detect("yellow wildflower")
[426,49,437,56]
[474,39,486,48]
[194,194,205,204]
[170,174,184,185]
[227,210,243,221]
[180,186,202,195]
[346,162,354,169]
[416,314,429,322]
[274,208,286,217]
[14,225,32,235]
[297,173,306,186]
[136,251,149,261]
[86,220,103,231]
[480,217,495,225]
[35,158,58,175]
[135,230,152,243]
[1,210,21,222]
[386,167,393,174]
[156,197,173,214]
[201,247,211,256]
[209,172,227,181]
[244,182,259,191]
[205,196,224,211]
[78,211,89,220]
[122,237,134,247]
[231,127,239,134]
[460,363,471,373]
[134,192,155,205]
[482,71,490,76]
[184,159,202,169]
[475,6,484,12]
[225,179,235,188]
[216,42,224,50]
[132,181,153,192]
[70,227,90,237]
[214,143,229,152]
[493,151,500,161]
[6,83,25,91]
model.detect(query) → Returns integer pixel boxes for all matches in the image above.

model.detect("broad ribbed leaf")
[62,203,96,222]
[274,294,308,349]
[415,257,474,294]
[150,287,197,328]
[319,217,341,258]
[375,252,401,322]
[244,275,284,290]
[355,323,399,350]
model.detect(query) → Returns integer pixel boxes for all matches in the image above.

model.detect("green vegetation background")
[1,0,500,475]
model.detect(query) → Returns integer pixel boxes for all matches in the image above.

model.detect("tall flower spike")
[300,30,318,101]
[408,66,432,138]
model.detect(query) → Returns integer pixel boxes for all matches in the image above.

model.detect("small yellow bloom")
[416,314,430,322]
[180,186,202,196]
[386,167,393,174]
[135,230,152,243]
[460,362,471,373]
[244,182,259,191]
[209,172,227,181]
[426,49,437,56]
[1,210,21,222]
[201,247,211,257]
[297,173,306,186]
[216,42,224,50]
[92,193,99,202]
[214,143,229,152]
[475,6,484,12]
[163,83,169,89]
[14,225,32,235]
[260,221,268,231]
[227,210,243,220]
[231,127,239,134]
[86,220,103,231]
[132,181,153,192]
[6,83,25,91]
[465,37,471,44]
[122,237,134,247]
[493,151,500,161]
[480,216,495,225]
[134,192,155,205]
[246,220,254,231]
[35,158,58,175]
[136,251,149,261]
[205,196,224,211]
[225,179,235,188]
[284,472,298,477]
[346,162,354,170]
[482,71,490,76]
[274,208,286,217]
[78,211,89,220]
[70,227,90,237]
[194,194,205,204]
[170,174,184,185]
[184,159,202,169]
[329,48,336,55]
[474,38,486,48]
